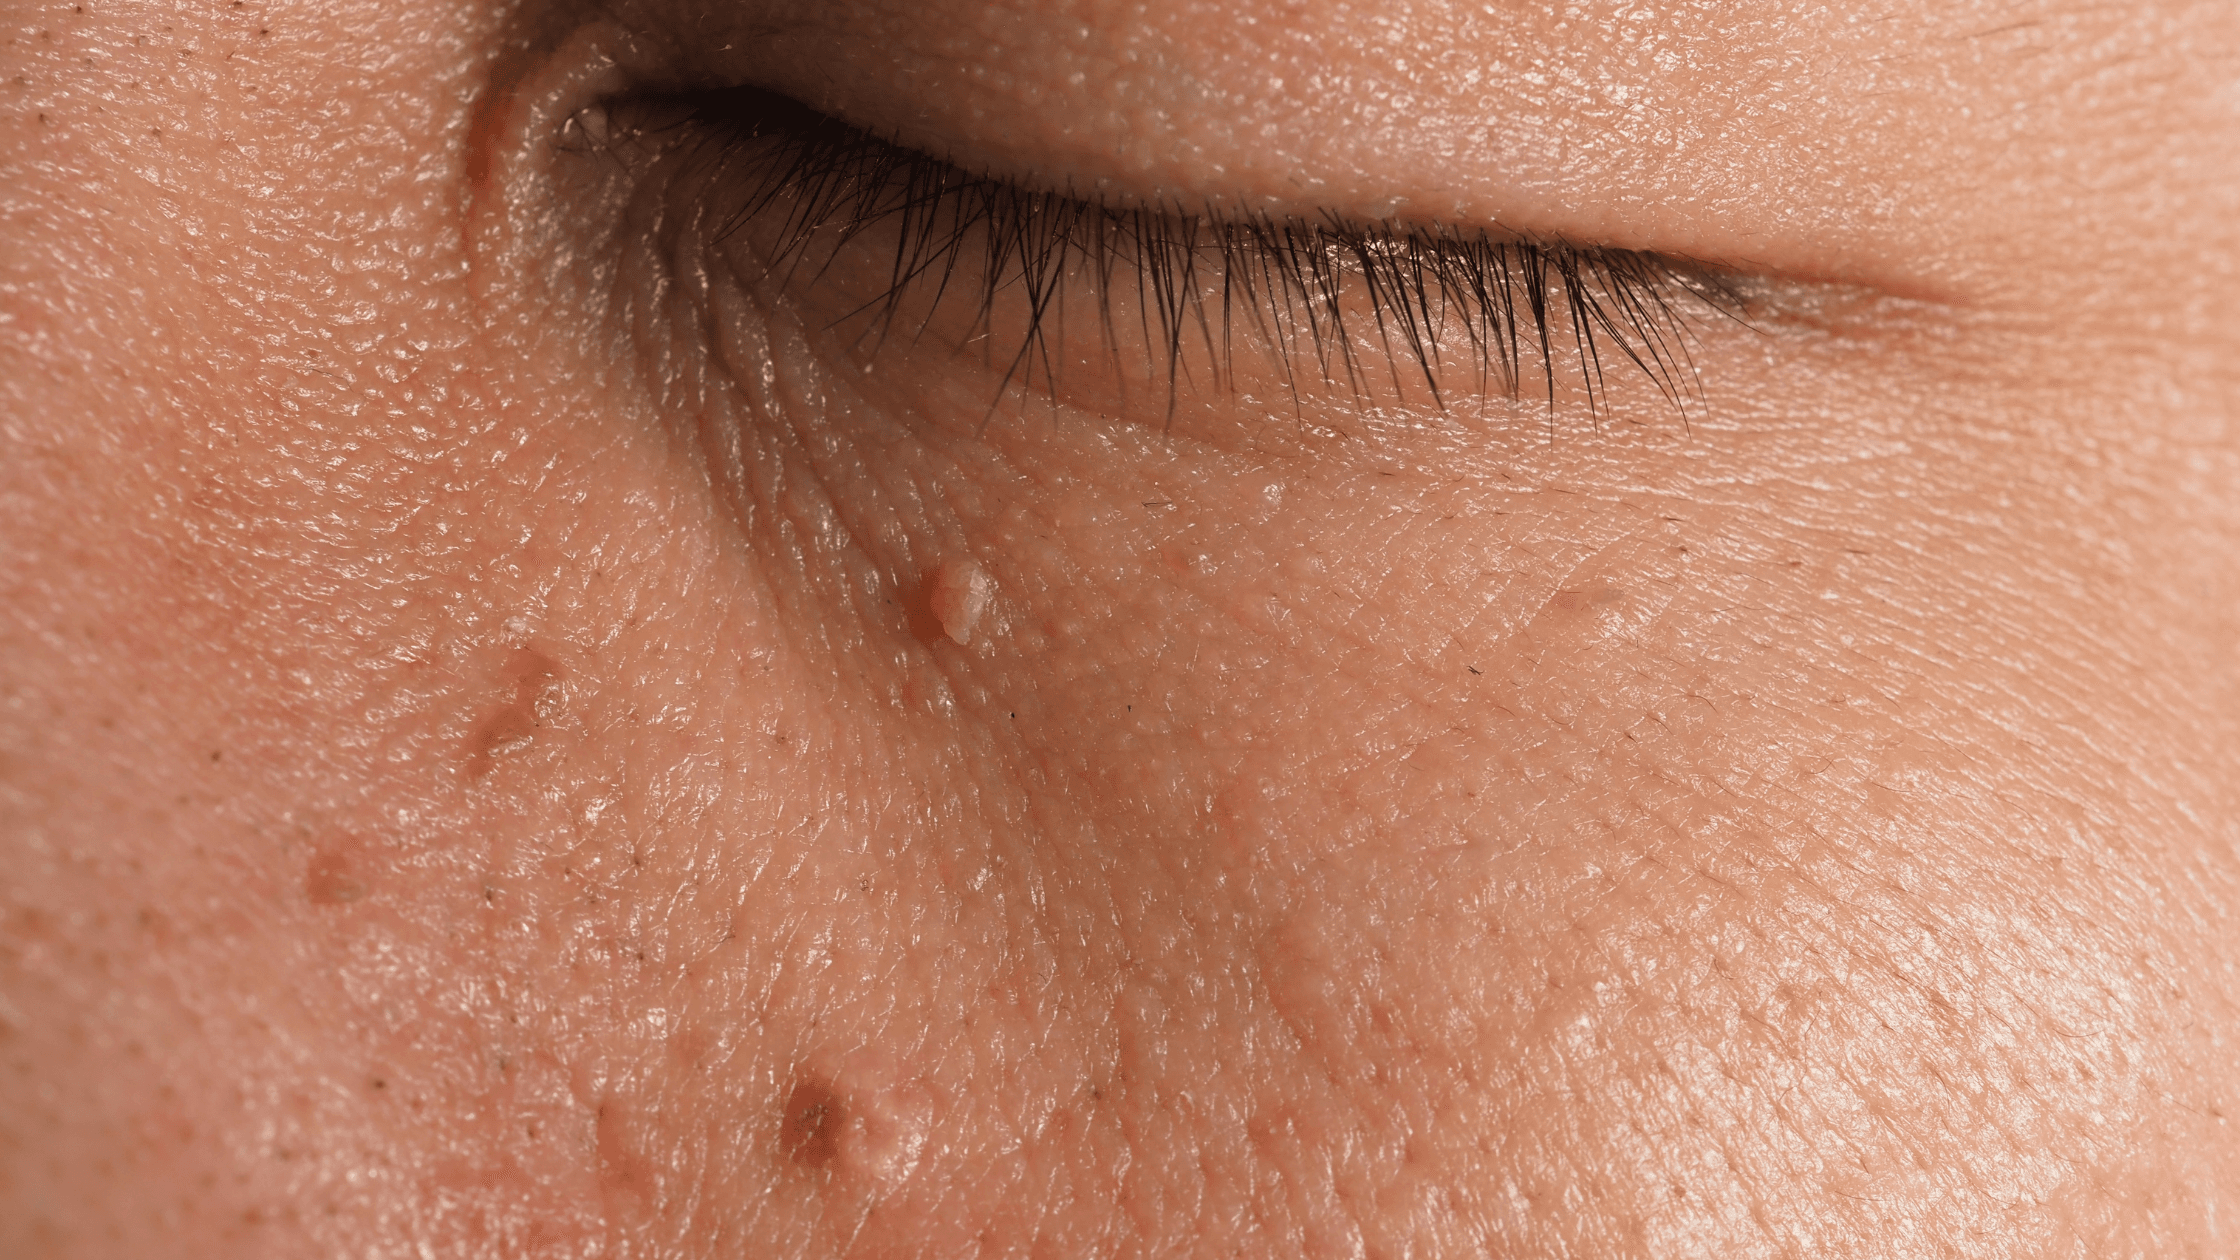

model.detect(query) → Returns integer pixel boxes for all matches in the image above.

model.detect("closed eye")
[585,83,1755,427]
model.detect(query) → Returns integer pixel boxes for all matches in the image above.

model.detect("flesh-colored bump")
[929,558,994,646]
[464,645,563,777]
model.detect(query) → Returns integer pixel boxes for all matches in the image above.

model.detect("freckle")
[782,1079,841,1167]
[305,849,366,905]
[929,558,994,646]
[594,1100,656,1207]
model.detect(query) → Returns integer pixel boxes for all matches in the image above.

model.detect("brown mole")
[782,1079,842,1168]
[775,1055,935,1184]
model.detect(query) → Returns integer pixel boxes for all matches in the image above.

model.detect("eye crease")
[583,83,1753,425]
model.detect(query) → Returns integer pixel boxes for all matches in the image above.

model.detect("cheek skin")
[667,289,2239,1255]
[6,4,2240,1260]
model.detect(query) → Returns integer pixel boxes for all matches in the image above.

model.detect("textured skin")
[5,0,2240,1256]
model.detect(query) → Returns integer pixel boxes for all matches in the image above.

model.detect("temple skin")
[5,0,2240,1256]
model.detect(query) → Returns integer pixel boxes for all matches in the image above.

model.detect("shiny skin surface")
[5,0,2240,1256]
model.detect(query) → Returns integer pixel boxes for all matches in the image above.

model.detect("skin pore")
[5,0,2240,1254]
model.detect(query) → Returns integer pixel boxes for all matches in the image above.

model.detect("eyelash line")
[595,86,1750,426]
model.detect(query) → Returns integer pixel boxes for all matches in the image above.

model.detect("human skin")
[5,0,2240,1254]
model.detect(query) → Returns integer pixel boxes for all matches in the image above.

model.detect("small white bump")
[930,559,995,646]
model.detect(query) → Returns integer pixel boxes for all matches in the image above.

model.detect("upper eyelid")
[588,82,1755,422]
[597,7,1996,311]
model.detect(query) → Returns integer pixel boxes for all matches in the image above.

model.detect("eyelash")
[595,86,1747,422]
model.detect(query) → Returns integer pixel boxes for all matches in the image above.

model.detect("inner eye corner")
[549,89,687,166]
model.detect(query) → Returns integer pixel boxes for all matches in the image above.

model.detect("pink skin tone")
[6,0,2240,1256]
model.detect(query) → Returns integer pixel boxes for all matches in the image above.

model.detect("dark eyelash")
[613,86,1748,424]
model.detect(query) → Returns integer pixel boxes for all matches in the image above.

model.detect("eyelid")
[606,83,1753,423]
[577,84,1747,425]
[632,10,1803,280]
[643,7,2025,318]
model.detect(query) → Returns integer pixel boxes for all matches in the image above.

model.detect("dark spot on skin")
[782,1079,842,1167]
[209,749,222,761]
[305,850,366,905]
[4,907,52,950]
[370,1078,386,1091]
[135,906,174,944]
[465,646,563,778]
[899,573,951,644]
[594,1101,655,1207]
